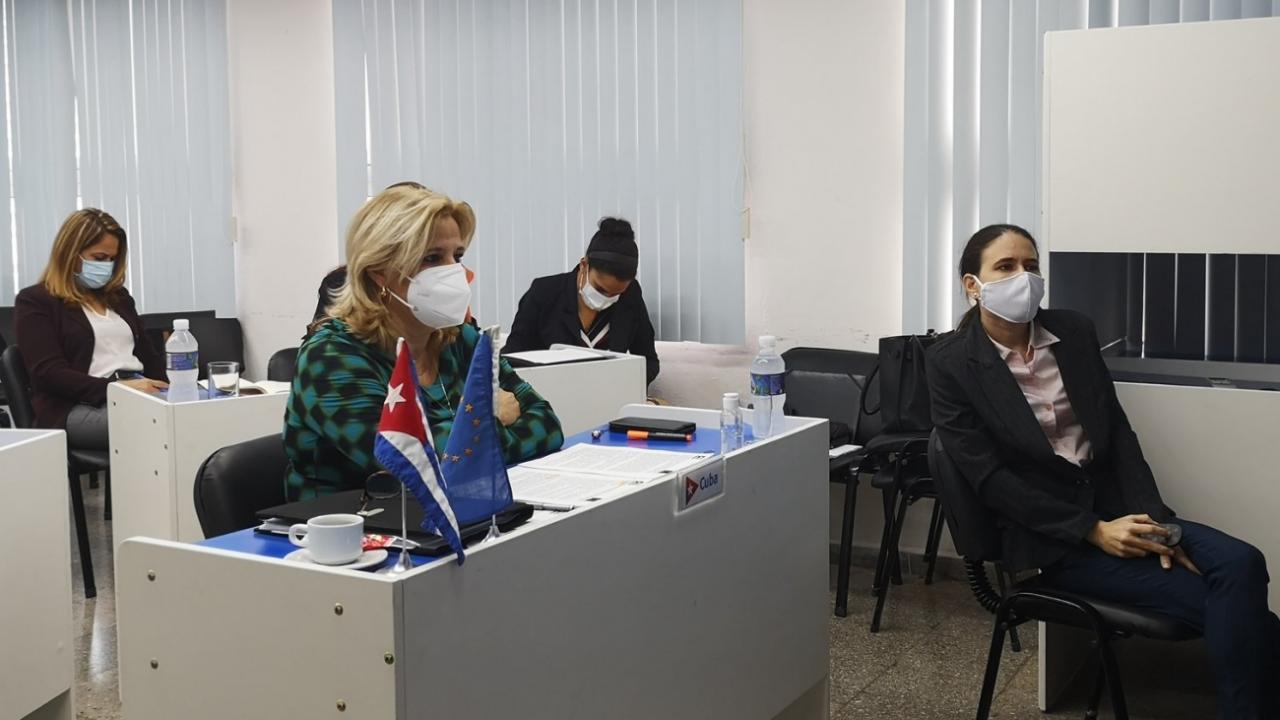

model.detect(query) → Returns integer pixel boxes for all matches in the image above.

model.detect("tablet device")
[608,416,697,435]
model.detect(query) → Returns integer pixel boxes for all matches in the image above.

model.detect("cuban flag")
[373,338,465,564]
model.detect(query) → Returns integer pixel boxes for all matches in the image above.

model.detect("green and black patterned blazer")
[283,319,564,501]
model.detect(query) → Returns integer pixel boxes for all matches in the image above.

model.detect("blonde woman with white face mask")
[283,185,563,501]
[927,224,1279,717]
[504,217,660,384]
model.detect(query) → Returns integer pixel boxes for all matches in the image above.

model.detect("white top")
[83,306,144,378]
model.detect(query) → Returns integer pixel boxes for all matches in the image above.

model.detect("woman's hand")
[496,389,520,427]
[120,378,168,394]
[1086,514,1174,559]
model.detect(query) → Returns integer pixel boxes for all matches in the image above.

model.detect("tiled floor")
[68,479,1216,719]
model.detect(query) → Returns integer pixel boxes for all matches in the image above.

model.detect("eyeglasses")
[358,470,402,517]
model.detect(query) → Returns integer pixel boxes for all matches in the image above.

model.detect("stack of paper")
[510,444,714,510]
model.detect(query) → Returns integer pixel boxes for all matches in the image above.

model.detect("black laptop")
[254,490,534,557]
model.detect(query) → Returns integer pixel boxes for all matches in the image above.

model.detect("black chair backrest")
[0,345,36,429]
[0,325,8,404]
[781,346,883,445]
[142,313,240,379]
[0,306,14,349]
[194,434,290,537]
[140,309,217,331]
[267,347,299,382]
[926,430,1002,562]
[187,317,244,379]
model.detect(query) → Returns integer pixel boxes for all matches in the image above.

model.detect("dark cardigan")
[14,283,164,428]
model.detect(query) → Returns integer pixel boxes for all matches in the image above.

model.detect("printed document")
[520,443,712,479]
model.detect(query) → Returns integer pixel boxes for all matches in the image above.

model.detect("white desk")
[115,405,830,719]
[1,430,74,720]
[514,353,648,436]
[1039,382,1280,710]
[108,384,289,550]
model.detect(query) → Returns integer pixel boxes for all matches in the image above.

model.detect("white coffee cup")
[288,514,364,565]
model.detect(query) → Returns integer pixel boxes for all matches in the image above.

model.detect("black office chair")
[186,317,245,379]
[139,309,216,331]
[927,430,1200,720]
[0,345,105,599]
[139,312,236,379]
[0,305,15,350]
[267,347,299,383]
[193,434,290,538]
[0,326,10,428]
[782,347,882,617]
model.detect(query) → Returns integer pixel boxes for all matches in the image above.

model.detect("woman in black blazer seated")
[15,209,167,450]
[927,224,1277,718]
[504,217,659,384]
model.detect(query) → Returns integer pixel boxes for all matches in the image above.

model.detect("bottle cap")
[173,319,189,331]
[722,393,739,412]
[759,335,777,349]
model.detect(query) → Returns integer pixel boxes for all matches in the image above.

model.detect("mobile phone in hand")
[1141,522,1182,547]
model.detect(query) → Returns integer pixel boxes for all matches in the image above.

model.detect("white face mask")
[579,270,620,312]
[387,264,472,329]
[968,271,1045,324]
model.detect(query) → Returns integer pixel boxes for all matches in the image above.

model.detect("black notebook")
[255,490,533,557]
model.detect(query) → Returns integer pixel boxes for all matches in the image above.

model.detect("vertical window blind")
[332,0,746,343]
[902,0,1280,334]
[0,0,233,315]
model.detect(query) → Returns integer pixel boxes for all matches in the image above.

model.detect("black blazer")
[14,283,164,429]
[504,269,660,384]
[925,309,1172,572]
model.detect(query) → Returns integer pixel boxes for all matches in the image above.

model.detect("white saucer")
[284,548,389,570]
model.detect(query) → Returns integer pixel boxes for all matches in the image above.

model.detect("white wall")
[651,0,905,410]
[228,0,341,377]
[649,0,917,558]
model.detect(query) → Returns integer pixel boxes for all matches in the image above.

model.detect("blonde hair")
[40,208,129,305]
[328,185,477,354]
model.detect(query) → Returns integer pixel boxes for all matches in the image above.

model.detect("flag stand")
[482,325,503,543]
[385,489,414,575]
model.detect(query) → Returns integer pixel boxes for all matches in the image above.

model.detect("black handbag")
[861,332,939,434]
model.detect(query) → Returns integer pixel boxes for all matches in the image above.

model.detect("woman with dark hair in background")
[15,208,167,450]
[504,217,660,384]
[926,224,1278,718]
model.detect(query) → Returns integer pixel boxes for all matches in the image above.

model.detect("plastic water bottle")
[720,392,744,454]
[750,335,786,439]
[165,319,199,403]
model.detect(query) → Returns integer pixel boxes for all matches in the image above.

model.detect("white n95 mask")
[969,271,1045,324]
[580,278,620,311]
[388,264,472,329]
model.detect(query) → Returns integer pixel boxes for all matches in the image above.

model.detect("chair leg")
[889,460,905,585]
[1098,636,1129,720]
[68,468,97,600]
[975,616,1009,720]
[922,498,943,585]
[871,486,899,596]
[1085,658,1106,720]
[834,472,859,618]
[871,490,910,633]
[103,471,112,521]
[877,483,903,586]
[993,568,1023,653]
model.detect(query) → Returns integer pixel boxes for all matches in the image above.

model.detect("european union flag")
[440,328,514,524]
